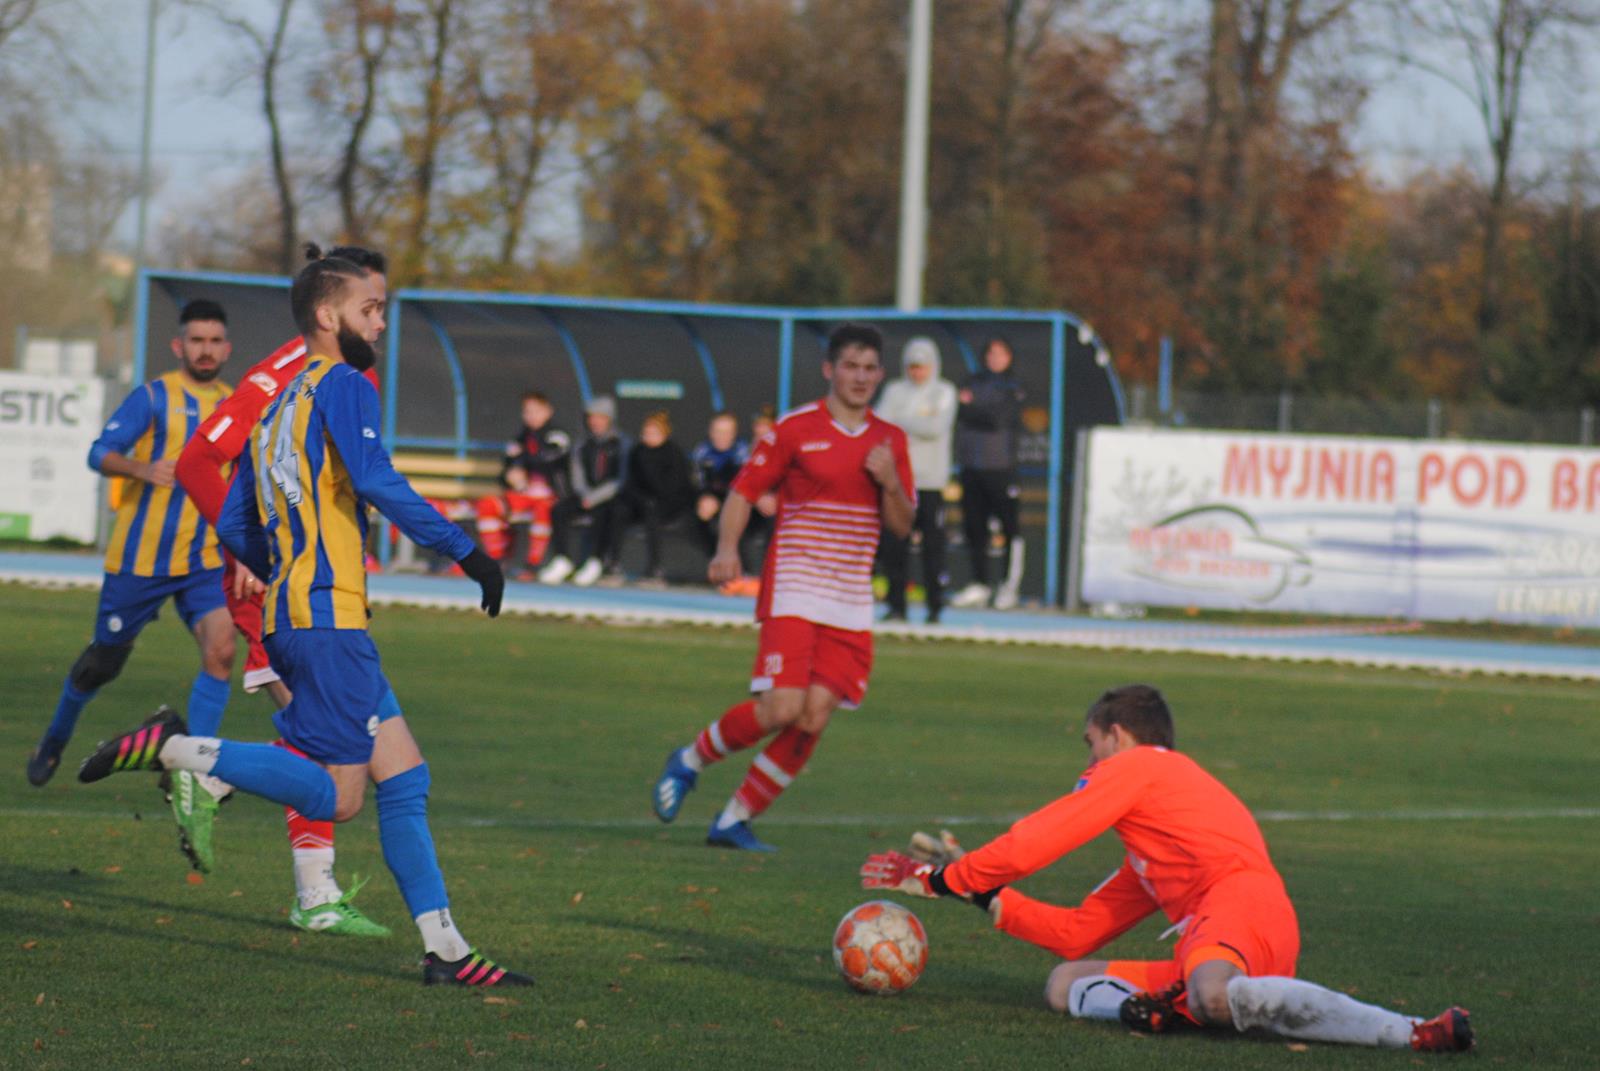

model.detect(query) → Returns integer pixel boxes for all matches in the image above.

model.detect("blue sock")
[185,671,230,737]
[376,764,448,917]
[211,741,336,820]
[45,681,96,748]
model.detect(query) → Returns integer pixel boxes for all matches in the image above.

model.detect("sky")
[85,0,1553,259]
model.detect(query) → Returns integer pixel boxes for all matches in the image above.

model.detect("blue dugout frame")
[135,269,1126,605]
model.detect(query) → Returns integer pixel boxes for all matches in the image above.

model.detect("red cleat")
[1410,1007,1474,1053]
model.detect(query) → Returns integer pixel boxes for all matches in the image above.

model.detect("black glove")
[458,549,504,618]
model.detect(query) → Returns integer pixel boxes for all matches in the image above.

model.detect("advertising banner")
[0,371,105,543]
[1079,427,1600,627]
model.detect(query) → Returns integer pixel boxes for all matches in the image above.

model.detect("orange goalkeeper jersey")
[943,745,1286,955]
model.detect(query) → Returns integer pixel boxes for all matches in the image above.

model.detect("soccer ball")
[832,900,928,995]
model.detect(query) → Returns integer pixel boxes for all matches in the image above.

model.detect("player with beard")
[27,301,236,792]
[167,245,389,934]
[78,253,531,988]
[652,324,916,852]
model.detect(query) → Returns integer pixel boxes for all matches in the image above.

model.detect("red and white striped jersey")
[733,400,914,632]
[178,337,381,525]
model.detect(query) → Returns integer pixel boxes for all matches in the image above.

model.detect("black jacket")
[570,431,628,507]
[627,440,696,514]
[956,371,1025,471]
[502,422,572,498]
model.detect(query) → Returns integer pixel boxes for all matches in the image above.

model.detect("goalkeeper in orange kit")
[860,685,1474,1053]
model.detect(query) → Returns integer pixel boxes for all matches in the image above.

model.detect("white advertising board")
[0,371,106,544]
[1079,427,1600,627]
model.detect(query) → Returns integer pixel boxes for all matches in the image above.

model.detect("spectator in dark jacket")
[474,391,569,574]
[622,410,696,583]
[692,411,749,549]
[541,394,629,587]
[951,338,1027,610]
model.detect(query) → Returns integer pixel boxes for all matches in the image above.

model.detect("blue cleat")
[27,734,67,787]
[706,818,777,853]
[653,748,698,823]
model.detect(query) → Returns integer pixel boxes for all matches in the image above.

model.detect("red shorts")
[223,558,279,693]
[1107,870,1300,1020]
[749,616,874,707]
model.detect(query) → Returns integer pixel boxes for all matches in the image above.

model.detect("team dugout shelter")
[133,270,1125,606]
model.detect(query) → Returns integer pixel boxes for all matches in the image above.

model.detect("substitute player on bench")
[172,245,389,934]
[27,301,235,789]
[653,323,915,852]
[860,684,1473,1053]
[79,252,531,987]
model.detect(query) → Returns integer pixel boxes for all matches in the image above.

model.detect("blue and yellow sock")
[185,671,230,738]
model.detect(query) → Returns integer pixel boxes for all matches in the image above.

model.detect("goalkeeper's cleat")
[289,875,392,937]
[706,818,777,853]
[652,748,698,823]
[166,768,222,873]
[1120,981,1198,1034]
[422,949,535,988]
[1410,1007,1474,1053]
[78,707,185,783]
[27,735,66,787]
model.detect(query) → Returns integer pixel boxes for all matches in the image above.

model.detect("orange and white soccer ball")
[832,900,928,995]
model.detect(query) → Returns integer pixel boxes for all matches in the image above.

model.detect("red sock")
[693,699,765,765]
[733,725,820,818]
[274,739,335,850]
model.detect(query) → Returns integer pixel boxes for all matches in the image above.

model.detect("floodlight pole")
[133,0,160,279]
[895,0,931,313]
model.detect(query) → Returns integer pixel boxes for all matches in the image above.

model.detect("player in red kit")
[859,685,1474,1054]
[172,244,389,936]
[653,324,915,851]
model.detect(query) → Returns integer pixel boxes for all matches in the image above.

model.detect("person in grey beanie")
[875,337,956,623]
[540,394,630,586]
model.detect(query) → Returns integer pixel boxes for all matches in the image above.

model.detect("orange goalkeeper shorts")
[1107,869,1300,1016]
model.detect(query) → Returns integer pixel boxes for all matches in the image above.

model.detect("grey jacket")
[876,349,957,490]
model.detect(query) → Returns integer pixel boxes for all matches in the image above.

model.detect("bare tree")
[1189,0,1360,382]
[1390,0,1600,334]
[194,0,303,273]
[0,0,40,47]
[319,0,396,244]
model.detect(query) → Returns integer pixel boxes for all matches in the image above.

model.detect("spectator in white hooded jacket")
[875,337,957,623]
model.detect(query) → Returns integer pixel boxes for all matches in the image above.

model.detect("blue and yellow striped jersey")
[93,371,232,578]
[218,355,474,634]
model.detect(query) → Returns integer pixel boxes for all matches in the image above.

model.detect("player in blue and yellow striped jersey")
[79,251,532,988]
[27,301,237,788]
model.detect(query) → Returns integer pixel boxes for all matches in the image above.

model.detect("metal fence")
[1125,385,1598,445]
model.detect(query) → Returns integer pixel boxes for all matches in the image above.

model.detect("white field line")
[7,571,1600,681]
[1,805,1596,829]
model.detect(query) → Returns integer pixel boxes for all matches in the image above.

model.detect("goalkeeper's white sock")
[1065,974,1137,1021]
[1226,976,1417,1048]
[416,907,471,962]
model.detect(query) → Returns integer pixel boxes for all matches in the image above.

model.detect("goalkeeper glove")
[861,848,1003,911]
[908,829,965,865]
[458,549,505,617]
[860,850,940,898]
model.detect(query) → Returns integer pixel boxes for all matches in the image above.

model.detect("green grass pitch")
[2,584,1595,1068]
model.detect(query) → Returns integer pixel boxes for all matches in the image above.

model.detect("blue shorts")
[265,629,403,765]
[94,568,228,647]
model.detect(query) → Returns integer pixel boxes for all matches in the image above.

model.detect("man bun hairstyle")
[826,322,884,363]
[179,298,227,326]
[326,244,387,276]
[290,252,367,337]
[1086,684,1176,750]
